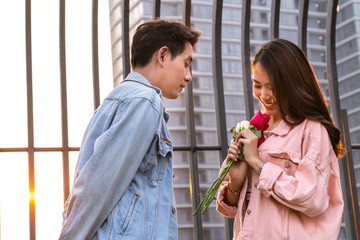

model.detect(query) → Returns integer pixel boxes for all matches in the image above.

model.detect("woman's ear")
[157,46,169,66]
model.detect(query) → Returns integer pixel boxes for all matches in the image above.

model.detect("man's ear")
[157,46,169,66]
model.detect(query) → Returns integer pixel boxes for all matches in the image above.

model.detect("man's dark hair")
[131,18,201,68]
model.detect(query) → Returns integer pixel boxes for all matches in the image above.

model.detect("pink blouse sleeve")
[256,121,335,217]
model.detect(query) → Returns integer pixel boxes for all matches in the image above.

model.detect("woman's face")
[252,63,281,120]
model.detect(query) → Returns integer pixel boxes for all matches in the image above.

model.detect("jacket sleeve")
[256,121,335,217]
[59,97,160,240]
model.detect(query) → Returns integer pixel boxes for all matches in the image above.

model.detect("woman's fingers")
[227,142,240,162]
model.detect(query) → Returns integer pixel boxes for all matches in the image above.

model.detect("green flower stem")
[192,159,234,216]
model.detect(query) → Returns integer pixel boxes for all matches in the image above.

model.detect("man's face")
[159,42,194,99]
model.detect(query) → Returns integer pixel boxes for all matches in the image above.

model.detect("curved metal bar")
[153,0,161,18]
[25,1,36,239]
[212,0,233,239]
[326,0,360,238]
[92,0,100,109]
[298,0,309,54]
[59,0,70,205]
[121,0,130,77]
[270,0,280,39]
[182,1,203,239]
[241,0,254,120]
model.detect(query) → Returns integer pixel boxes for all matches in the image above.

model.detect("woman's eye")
[254,85,261,89]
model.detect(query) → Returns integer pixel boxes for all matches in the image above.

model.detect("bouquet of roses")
[192,110,270,216]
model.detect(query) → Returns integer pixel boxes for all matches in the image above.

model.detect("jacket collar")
[264,119,292,137]
[122,72,170,122]
[123,72,163,98]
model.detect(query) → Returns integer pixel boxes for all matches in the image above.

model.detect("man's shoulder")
[105,81,163,112]
[111,81,159,100]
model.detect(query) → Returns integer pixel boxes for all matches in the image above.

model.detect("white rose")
[236,120,250,132]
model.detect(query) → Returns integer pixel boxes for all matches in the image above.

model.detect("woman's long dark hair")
[252,38,341,156]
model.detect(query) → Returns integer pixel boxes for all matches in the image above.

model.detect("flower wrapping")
[192,110,270,216]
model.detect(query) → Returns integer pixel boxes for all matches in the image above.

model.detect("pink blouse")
[216,119,344,240]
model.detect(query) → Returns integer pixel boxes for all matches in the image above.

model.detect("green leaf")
[249,125,262,138]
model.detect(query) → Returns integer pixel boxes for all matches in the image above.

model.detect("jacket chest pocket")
[267,151,300,176]
[143,135,172,182]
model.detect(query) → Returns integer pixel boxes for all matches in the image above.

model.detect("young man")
[59,19,201,240]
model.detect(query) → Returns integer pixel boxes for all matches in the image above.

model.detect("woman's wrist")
[228,182,241,194]
[246,155,262,171]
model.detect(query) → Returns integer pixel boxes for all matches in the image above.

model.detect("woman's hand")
[236,129,262,172]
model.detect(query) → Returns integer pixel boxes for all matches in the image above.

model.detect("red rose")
[250,110,270,146]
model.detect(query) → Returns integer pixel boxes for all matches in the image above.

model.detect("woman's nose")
[260,88,271,100]
[185,71,192,83]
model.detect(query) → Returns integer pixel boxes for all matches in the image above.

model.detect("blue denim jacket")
[59,72,177,240]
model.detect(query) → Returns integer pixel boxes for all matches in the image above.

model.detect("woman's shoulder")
[300,119,328,135]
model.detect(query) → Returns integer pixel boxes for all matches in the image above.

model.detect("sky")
[0,1,114,239]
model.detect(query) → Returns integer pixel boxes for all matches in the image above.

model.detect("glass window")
[337,2,354,23]
[192,4,212,19]
[193,58,212,72]
[223,7,241,21]
[336,21,356,42]
[225,95,245,110]
[197,151,219,165]
[193,76,214,90]
[341,93,360,109]
[222,42,241,56]
[167,112,186,127]
[252,0,269,7]
[195,112,216,127]
[313,66,327,80]
[222,25,241,39]
[193,22,212,37]
[309,0,327,13]
[280,29,298,43]
[337,56,360,77]
[195,39,212,55]
[280,13,297,26]
[250,10,269,24]
[280,0,298,9]
[222,60,242,74]
[224,0,242,4]
[308,16,326,29]
[308,32,325,45]
[260,12,268,23]
[339,73,360,95]
[262,29,269,40]
[197,131,218,145]
[347,110,360,130]
[160,2,182,16]
[308,49,325,62]
[336,38,359,60]
[224,77,243,92]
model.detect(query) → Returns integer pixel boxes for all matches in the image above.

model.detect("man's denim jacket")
[59,72,177,240]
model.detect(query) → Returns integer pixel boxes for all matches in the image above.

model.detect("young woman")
[216,38,344,240]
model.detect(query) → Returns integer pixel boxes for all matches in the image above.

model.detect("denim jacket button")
[247,209,251,215]
[172,207,176,214]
